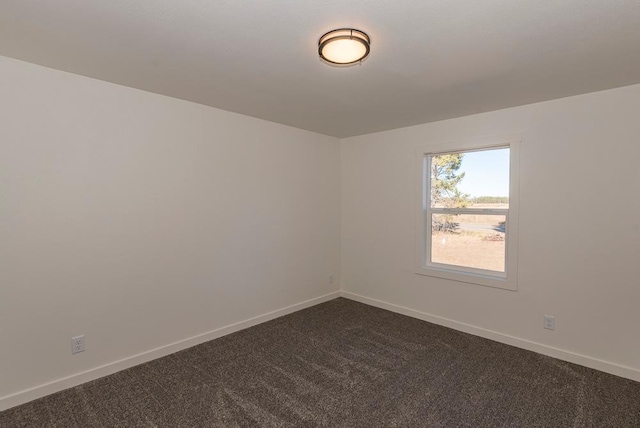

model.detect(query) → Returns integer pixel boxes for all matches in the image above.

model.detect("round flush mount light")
[318,28,370,66]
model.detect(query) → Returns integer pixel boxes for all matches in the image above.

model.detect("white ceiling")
[1,1,639,137]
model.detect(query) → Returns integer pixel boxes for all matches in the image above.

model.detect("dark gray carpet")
[2,298,639,427]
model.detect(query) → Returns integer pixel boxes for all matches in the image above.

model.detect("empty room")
[1,1,639,427]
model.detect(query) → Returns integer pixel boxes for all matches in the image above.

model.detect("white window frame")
[415,134,520,291]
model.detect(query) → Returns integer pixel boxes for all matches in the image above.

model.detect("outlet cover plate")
[72,335,85,354]
[544,315,555,331]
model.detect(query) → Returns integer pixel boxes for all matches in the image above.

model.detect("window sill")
[415,265,517,291]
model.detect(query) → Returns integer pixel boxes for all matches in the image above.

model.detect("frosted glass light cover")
[321,39,367,63]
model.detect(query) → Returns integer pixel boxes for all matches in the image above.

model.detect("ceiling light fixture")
[318,28,370,66]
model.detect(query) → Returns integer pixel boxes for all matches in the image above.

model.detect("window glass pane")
[430,148,510,208]
[430,214,506,272]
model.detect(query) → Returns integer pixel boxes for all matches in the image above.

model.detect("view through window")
[427,147,510,275]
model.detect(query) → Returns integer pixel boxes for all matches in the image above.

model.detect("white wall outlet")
[544,315,555,331]
[71,335,85,354]
[329,274,334,284]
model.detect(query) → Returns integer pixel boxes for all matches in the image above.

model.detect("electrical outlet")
[544,315,555,331]
[72,335,85,354]
[329,274,334,284]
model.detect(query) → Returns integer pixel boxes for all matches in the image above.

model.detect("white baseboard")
[340,290,640,383]
[0,291,341,412]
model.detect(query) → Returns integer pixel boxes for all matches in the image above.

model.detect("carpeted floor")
[1,298,639,427]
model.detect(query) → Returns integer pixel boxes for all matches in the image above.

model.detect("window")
[416,134,520,290]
